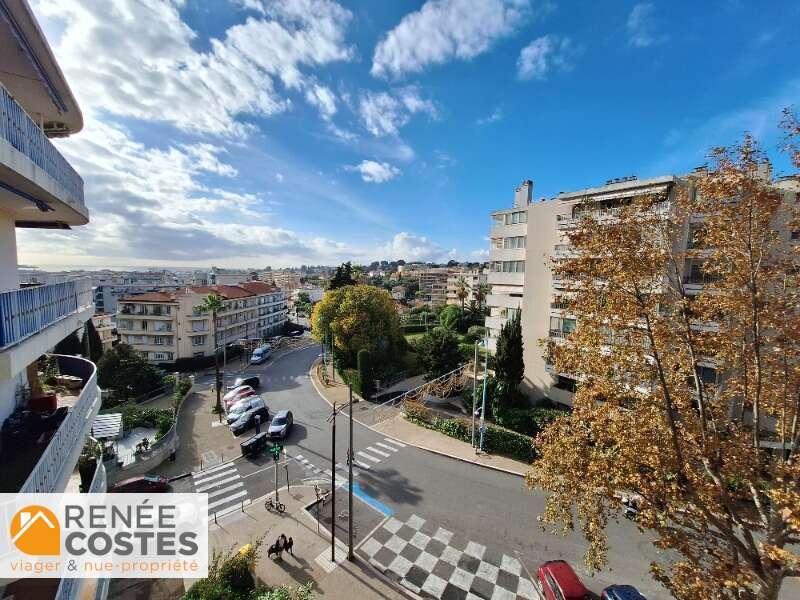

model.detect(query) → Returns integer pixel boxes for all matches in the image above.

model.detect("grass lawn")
[404,332,426,344]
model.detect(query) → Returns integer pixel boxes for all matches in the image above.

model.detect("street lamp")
[478,334,488,454]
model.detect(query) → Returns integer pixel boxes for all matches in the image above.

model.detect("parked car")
[250,347,271,365]
[232,375,261,389]
[536,560,590,600]
[602,585,647,600]
[268,410,293,439]
[224,386,257,408]
[109,475,170,493]
[227,396,266,424]
[229,405,269,436]
[223,385,252,401]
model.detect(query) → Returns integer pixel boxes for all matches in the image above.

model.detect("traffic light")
[269,444,283,461]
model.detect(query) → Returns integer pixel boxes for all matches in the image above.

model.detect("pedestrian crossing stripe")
[208,490,247,510]
[376,442,399,452]
[383,438,406,448]
[196,474,239,492]
[194,469,237,486]
[354,460,371,470]
[358,450,381,463]
[192,463,248,515]
[366,446,390,458]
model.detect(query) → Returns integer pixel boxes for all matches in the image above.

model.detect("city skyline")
[17,0,800,269]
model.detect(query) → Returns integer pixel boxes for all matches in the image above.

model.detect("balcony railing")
[0,278,93,349]
[20,354,101,493]
[0,83,84,207]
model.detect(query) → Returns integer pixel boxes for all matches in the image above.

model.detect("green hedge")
[121,406,174,440]
[492,407,565,437]
[339,369,362,394]
[405,402,535,462]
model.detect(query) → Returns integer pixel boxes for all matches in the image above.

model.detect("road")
[188,342,670,598]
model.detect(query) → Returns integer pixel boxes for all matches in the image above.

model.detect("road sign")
[270,444,283,461]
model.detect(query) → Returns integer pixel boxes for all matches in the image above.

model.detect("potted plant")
[27,356,59,411]
[77,440,101,492]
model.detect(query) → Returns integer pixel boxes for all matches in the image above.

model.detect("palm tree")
[352,265,366,284]
[198,293,225,420]
[454,276,470,311]
[473,282,490,314]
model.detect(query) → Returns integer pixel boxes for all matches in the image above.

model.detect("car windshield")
[272,417,286,425]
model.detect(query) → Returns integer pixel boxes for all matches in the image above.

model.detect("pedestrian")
[285,536,294,556]
[276,536,284,560]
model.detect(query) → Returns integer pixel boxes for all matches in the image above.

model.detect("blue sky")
[18,0,800,269]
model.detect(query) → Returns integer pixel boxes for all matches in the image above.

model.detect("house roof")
[120,282,281,303]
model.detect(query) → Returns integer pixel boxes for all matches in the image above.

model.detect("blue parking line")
[352,483,394,516]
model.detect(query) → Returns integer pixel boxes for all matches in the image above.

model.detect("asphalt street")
[189,342,670,598]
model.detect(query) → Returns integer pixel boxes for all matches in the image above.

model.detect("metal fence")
[0,277,93,349]
[0,82,84,206]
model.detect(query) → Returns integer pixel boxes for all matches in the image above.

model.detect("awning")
[92,413,123,440]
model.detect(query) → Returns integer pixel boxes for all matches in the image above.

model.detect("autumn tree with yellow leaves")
[528,125,800,600]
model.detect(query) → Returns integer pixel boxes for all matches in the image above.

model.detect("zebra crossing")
[192,462,248,515]
[293,437,406,483]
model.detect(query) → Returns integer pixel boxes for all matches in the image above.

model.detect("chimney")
[514,179,533,207]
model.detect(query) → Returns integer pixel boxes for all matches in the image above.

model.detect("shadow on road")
[357,466,423,507]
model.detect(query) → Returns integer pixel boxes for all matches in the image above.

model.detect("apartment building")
[264,269,302,291]
[209,266,254,285]
[519,173,800,407]
[446,270,487,307]
[91,313,116,352]
[485,180,532,351]
[117,282,287,363]
[0,2,106,598]
[418,268,452,306]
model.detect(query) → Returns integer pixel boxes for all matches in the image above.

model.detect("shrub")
[121,406,174,440]
[183,542,260,600]
[404,401,535,462]
[357,349,374,401]
[339,369,361,394]
[457,343,475,363]
[465,325,486,344]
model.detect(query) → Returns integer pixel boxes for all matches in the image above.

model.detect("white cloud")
[372,0,536,78]
[470,248,490,259]
[346,160,401,183]
[378,232,456,262]
[626,2,665,48]
[275,172,284,182]
[358,86,437,136]
[476,106,504,125]
[517,35,580,80]
[305,83,337,120]
[32,0,354,137]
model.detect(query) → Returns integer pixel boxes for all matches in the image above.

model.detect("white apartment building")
[485,180,531,351]
[117,282,287,363]
[209,266,254,285]
[445,270,487,307]
[519,173,800,407]
[0,2,105,598]
[91,313,116,352]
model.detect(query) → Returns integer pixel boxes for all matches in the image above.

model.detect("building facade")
[417,268,452,306]
[519,173,800,407]
[0,2,106,598]
[485,180,531,351]
[117,282,287,363]
[92,313,116,352]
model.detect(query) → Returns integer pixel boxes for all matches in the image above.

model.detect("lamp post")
[478,333,488,454]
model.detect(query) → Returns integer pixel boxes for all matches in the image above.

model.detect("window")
[503,211,527,225]
[503,236,526,249]
[791,231,799,240]
[193,351,205,358]
[192,335,207,346]
[696,366,717,385]
[494,260,525,273]
[554,375,577,393]
[192,320,208,332]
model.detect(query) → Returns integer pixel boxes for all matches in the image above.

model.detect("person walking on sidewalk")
[285,536,294,556]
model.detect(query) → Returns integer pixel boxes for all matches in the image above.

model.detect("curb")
[308,361,527,479]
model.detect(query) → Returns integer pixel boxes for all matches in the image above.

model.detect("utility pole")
[348,386,354,561]
[471,340,478,448]
[274,447,280,503]
[478,334,489,454]
[330,400,336,563]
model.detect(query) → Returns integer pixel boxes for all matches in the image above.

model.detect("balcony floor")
[0,387,81,492]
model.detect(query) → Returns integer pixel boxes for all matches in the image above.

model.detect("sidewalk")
[309,362,531,477]
[205,486,408,599]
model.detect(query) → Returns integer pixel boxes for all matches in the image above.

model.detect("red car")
[109,475,170,493]
[537,560,590,600]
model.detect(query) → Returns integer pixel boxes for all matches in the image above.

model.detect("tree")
[54,330,83,356]
[493,311,524,409]
[416,327,461,380]
[83,319,104,363]
[327,262,356,290]
[357,348,374,401]
[295,292,312,317]
[97,343,163,403]
[311,285,402,368]
[528,135,800,600]
[454,275,470,310]
[473,282,490,313]
[197,293,225,419]
[439,305,464,332]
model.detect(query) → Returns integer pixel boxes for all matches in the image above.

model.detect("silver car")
[226,396,265,424]
[268,410,293,439]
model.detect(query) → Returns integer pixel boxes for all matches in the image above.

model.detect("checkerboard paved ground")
[359,513,538,600]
